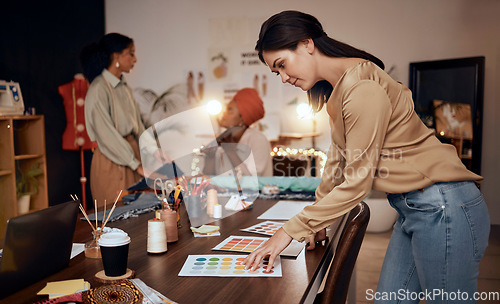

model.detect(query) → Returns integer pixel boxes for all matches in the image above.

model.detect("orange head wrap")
[233,88,265,126]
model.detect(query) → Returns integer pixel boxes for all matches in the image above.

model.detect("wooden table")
[3,199,335,304]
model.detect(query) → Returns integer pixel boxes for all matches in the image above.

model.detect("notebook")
[0,200,79,299]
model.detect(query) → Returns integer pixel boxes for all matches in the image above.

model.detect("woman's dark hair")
[80,33,133,83]
[255,10,384,112]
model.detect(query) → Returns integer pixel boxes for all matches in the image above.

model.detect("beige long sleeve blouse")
[283,61,482,242]
[84,69,145,170]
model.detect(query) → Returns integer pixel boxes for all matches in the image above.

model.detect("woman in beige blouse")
[244,11,489,303]
[81,33,145,207]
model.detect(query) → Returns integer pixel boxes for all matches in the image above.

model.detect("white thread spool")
[213,204,222,219]
[147,219,168,253]
[207,189,218,217]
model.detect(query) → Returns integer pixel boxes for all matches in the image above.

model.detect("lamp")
[296,102,314,120]
[206,99,222,115]
[296,102,318,176]
[296,103,317,148]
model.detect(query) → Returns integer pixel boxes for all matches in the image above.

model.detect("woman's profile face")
[262,42,316,91]
[219,100,244,128]
[116,44,137,73]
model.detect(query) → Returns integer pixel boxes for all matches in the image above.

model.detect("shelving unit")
[0,115,48,237]
[437,134,473,171]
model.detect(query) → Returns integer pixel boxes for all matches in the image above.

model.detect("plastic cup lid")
[98,231,131,247]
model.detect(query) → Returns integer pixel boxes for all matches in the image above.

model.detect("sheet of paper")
[241,220,285,236]
[257,200,314,220]
[130,278,178,304]
[193,231,221,238]
[37,279,86,295]
[212,235,267,253]
[178,254,281,277]
[281,240,305,257]
[49,282,90,299]
[190,225,220,234]
[71,243,85,259]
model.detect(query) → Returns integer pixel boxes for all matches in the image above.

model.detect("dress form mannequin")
[58,74,96,209]
[58,73,95,150]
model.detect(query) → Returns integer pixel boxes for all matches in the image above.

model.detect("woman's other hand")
[305,228,327,250]
[217,126,247,144]
[136,165,145,176]
[154,149,172,163]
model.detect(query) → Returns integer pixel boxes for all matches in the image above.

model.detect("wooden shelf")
[0,170,13,176]
[0,115,48,237]
[14,154,44,160]
[271,132,322,147]
[278,132,322,139]
[436,133,474,170]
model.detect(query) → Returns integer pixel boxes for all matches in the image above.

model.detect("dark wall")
[0,0,105,206]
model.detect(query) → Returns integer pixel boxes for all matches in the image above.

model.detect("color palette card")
[212,235,267,253]
[240,221,285,236]
[178,254,282,277]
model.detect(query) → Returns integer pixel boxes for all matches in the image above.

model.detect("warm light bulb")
[206,99,222,115]
[296,103,314,120]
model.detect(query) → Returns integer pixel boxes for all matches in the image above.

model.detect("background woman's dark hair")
[255,10,385,112]
[80,33,133,83]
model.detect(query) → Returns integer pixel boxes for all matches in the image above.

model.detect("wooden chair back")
[316,201,370,304]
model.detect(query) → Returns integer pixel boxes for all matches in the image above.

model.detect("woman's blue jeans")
[374,181,490,304]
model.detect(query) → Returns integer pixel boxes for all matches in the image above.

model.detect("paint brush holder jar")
[186,195,202,219]
[85,229,103,259]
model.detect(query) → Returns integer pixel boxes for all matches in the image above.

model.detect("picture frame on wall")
[409,56,485,174]
[433,99,473,140]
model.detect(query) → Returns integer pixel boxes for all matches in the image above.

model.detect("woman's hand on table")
[243,227,327,272]
[243,228,292,272]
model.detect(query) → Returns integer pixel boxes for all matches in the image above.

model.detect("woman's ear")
[302,38,315,54]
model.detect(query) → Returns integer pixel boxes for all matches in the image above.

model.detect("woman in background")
[243,11,489,304]
[203,88,272,177]
[81,33,145,206]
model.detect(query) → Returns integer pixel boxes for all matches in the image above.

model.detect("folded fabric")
[127,162,184,192]
[217,189,316,201]
[82,193,161,223]
[210,176,321,192]
[127,177,152,192]
[122,192,142,203]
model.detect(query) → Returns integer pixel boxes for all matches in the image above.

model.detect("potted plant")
[16,163,43,214]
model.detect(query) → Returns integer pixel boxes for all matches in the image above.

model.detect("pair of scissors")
[154,178,175,208]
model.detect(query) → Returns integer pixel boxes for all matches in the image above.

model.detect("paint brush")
[102,200,107,230]
[102,190,122,228]
[94,199,98,228]
[79,204,96,234]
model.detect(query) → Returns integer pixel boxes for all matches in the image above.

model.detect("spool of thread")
[159,210,179,243]
[147,218,168,253]
[207,189,218,217]
[213,204,222,219]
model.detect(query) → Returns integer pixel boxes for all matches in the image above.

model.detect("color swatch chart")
[212,235,268,253]
[240,221,285,236]
[178,254,282,277]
